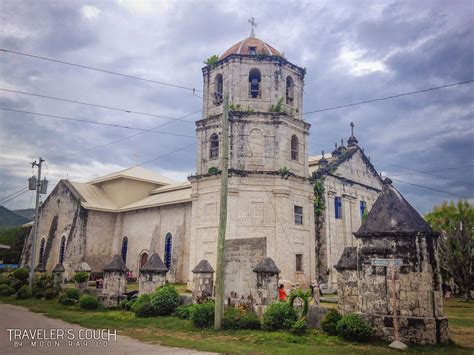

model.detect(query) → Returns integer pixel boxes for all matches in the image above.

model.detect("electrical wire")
[0,188,30,205]
[301,79,474,117]
[390,178,472,199]
[0,48,203,93]
[0,88,199,124]
[0,107,197,138]
[0,186,28,202]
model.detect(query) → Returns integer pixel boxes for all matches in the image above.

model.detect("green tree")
[0,226,29,264]
[425,200,473,301]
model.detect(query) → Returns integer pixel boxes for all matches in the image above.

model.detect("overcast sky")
[0,0,473,214]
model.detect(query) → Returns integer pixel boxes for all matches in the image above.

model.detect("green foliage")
[190,302,215,328]
[336,314,372,341]
[16,285,32,299]
[33,273,54,294]
[10,278,25,291]
[120,299,135,311]
[131,294,151,313]
[269,98,285,113]
[288,289,310,319]
[73,271,89,283]
[291,319,307,335]
[425,199,473,301]
[79,295,99,310]
[203,54,219,67]
[228,102,242,111]
[44,288,58,300]
[151,285,180,316]
[278,166,290,178]
[175,305,192,319]
[207,167,220,175]
[0,274,10,285]
[320,308,342,335]
[12,268,29,281]
[262,301,297,330]
[0,226,29,264]
[65,288,80,301]
[0,284,15,296]
[134,301,156,317]
[223,307,261,330]
[58,294,76,306]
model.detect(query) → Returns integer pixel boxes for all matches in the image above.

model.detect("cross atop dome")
[248,17,257,38]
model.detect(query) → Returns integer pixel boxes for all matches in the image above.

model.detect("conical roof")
[75,261,91,272]
[355,178,435,237]
[220,37,283,60]
[253,257,280,274]
[35,263,46,272]
[103,255,128,272]
[192,259,214,273]
[52,263,65,273]
[140,253,168,273]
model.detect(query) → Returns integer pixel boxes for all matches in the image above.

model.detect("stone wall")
[336,269,359,314]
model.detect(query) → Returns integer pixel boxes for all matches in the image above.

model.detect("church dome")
[220,36,283,60]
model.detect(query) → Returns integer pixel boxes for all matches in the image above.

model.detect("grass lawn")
[0,296,471,354]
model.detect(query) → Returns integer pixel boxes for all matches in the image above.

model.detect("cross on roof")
[350,121,355,136]
[248,17,257,38]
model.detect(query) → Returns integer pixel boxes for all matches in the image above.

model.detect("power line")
[0,186,28,203]
[385,164,474,177]
[0,107,197,138]
[0,88,199,124]
[0,188,30,205]
[391,178,472,199]
[48,110,201,162]
[0,48,203,93]
[302,79,474,116]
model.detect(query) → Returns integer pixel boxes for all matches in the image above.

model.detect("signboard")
[371,258,402,267]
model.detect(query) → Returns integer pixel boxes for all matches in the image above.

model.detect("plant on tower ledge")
[203,54,219,68]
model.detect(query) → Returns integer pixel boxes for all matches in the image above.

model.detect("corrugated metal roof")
[70,181,118,211]
[120,184,191,212]
[87,166,177,186]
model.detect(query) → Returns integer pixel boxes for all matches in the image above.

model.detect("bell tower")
[189,23,315,287]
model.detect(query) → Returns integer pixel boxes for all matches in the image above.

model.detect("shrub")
[134,302,156,317]
[79,295,99,310]
[12,268,29,281]
[190,302,215,328]
[16,285,32,299]
[73,272,89,283]
[291,319,307,335]
[65,288,80,301]
[120,299,136,311]
[175,305,192,319]
[131,294,151,313]
[58,294,76,306]
[336,314,372,341]
[44,287,58,300]
[32,287,45,298]
[321,308,342,335]
[10,278,25,291]
[262,302,297,330]
[0,274,10,285]
[223,308,261,330]
[33,273,54,291]
[0,284,15,296]
[151,285,179,316]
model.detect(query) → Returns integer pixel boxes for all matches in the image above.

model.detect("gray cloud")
[0,0,472,214]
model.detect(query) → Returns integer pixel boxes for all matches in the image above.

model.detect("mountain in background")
[0,206,30,229]
[13,208,35,221]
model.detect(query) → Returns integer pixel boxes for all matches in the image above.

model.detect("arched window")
[164,233,172,269]
[59,236,66,264]
[214,74,223,105]
[291,135,299,161]
[249,68,261,98]
[210,133,219,159]
[286,76,294,105]
[121,237,128,263]
[139,252,149,269]
[39,238,46,264]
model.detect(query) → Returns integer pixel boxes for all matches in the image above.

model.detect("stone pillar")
[100,255,127,308]
[139,253,168,295]
[252,257,280,316]
[74,262,91,293]
[52,263,65,290]
[192,260,214,303]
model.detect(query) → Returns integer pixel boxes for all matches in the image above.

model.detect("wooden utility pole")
[391,255,399,342]
[29,157,44,290]
[214,93,229,329]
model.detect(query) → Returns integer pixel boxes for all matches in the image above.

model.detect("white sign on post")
[371,258,403,267]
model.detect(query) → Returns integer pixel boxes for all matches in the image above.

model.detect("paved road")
[0,304,215,355]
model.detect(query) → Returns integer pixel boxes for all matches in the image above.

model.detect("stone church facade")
[21,33,382,291]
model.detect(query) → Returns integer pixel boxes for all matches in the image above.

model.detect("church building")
[21,28,382,292]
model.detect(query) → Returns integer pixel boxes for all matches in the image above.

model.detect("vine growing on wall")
[313,176,326,280]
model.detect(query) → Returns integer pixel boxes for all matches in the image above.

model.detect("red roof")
[220,37,283,60]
